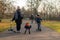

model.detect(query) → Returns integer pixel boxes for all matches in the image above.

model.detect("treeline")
[0,0,60,21]
[0,0,16,22]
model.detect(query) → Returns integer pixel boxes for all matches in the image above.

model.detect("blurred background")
[0,0,60,32]
[0,0,60,20]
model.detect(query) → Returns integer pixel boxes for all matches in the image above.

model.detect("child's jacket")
[25,23,31,29]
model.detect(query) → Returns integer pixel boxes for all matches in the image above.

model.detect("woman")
[12,6,23,33]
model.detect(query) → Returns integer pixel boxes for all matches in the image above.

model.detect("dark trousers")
[24,29,30,34]
[37,23,41,31]
[15,21,21,31]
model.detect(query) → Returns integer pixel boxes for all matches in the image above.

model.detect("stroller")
[8,21,16,33]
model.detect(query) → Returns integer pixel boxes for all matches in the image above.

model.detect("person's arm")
[12,16,15,21]
[12,13,15,21]
[40,18,42,22]
[30,25,32,28]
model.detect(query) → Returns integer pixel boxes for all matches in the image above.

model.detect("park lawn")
[1,19,60,33]
[42,21,60,33]
[0,19,15,32]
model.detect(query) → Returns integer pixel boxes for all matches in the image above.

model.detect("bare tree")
[27,0,41,15]
[0,0,15,22]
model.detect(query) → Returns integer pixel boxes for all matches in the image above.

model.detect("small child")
[35,15,42,31]
[24,22,31,34]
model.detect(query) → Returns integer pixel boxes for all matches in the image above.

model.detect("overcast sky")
[10,0,60,11]
[12,0,27,8]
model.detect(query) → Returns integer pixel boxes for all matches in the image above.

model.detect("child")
[24,22,31,34]
[35,15,42,31]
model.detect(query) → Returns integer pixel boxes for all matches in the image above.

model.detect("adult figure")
[35,15,42,31]
[12,6,23,32]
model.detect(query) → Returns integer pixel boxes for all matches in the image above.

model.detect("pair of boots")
[24,29,31,34]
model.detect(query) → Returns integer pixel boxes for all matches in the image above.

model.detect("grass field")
[0,19,60,33]
[42,21,60,33]
[0,19,15,32]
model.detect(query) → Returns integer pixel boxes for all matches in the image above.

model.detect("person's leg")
[31,20,32,24]
[38,23,41,31]
[16,22,18,30]
[24,29,27,34]
[16,21,20,31]
[19,20,22,32]
[17,22,22,32]
[28,29,31,34]
[37,23,39,30]
[19,23,21,32]
[32,19,33,23]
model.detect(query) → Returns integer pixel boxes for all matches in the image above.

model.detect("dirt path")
[0,20,60,40]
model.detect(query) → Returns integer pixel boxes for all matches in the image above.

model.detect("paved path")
[0,20,60,40]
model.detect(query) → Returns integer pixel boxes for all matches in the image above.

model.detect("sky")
[11,0,60,11]
[13,0,27,8]
[12,0,52,7]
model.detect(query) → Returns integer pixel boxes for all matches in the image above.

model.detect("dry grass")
[1,19,60,33]
[42,21,60,33]
[0,19,15,32]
